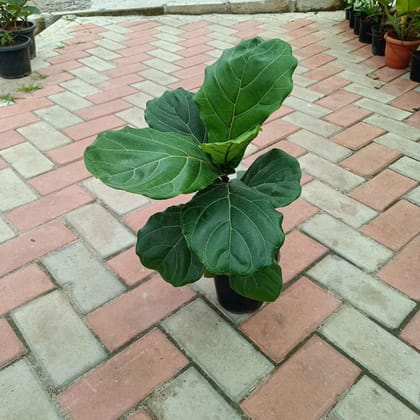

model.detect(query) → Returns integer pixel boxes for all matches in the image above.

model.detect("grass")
[17,83,42,93]
[0,93,17,103]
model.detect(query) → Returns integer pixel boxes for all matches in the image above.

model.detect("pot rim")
[0,34,32,52]
[384,31,420,47]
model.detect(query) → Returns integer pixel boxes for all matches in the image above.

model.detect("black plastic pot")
[371,25,386,56]
[410,50,420,82]
[16,21,37,59]
[214,275,263,313]
[349,8,355,28]
[345,7,351,20]
[359,18,373,44]
[353,12,362,35]
[0,35,32,79]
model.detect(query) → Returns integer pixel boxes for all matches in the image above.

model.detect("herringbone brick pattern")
[0,11,419,419]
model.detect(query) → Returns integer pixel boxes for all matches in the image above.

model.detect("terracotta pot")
[384,32,420,69]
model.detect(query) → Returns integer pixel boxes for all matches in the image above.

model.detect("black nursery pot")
[214,275,263,314]
[345,7,351,20]
[353,12,362,35]
[371,25,386,56]
[349,8,355,28]
[16,21,37,59]
[0,35,32,79]
[410,50,420,83]
[359,18,373,44]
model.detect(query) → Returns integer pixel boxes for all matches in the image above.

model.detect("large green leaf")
[84,127,220,199]
[241,149,301,207]
[182,179,285,276]
[229,262,282,301]
[200,126,260,171]
[395,0,420,14]
[145,88,208,143]
[136,205,204,286]
[194,37,297,143]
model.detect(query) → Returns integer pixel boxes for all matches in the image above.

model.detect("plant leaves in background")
[84,127,221,199]
[229,262,283,301]
[182,179,285,276]
[241,149,301,207]
[194,37,297,143]
[145,88,208,143]
[136,205,204,286]
[200,126,260,171]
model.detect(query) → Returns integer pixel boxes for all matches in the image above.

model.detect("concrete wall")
[295,0,345,12]
[165,0,345,14]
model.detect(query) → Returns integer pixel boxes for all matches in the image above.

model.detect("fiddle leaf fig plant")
[84,37,301,302]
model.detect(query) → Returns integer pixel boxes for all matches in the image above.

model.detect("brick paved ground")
[1,11,419,420]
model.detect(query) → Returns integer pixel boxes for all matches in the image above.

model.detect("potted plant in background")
[346,0,356,27]
[0,29,31,78]
[84,37,301,314]
[371,2,389,56]
[378,0,420,68]
[359,0,384,43]
[0,0,40,59]
[353,0,365,34]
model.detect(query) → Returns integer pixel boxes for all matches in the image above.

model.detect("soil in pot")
[371,25,386,56]
[214,275,264,314]
[0,34,32,79]
[410,50,420,82]
[384,32,420,69]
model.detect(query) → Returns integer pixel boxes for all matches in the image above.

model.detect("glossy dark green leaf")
[194,37,297,142]
[145,88,208,143]
[241,149,301,207]
[84,127,220,199]
[229,262,282,301]
[182,179,285,276]
[136,205,204,286]
[200,126,260,170]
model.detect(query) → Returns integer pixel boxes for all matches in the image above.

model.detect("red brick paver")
[400,311,420,351]
[339,143,401,176]
[241,336,360,420]
[378,236,420,300]
[59,329,188,420]
[0,319,25,367]
[240,278,340,362]
[324,104,372,127]
[332,122,385,150]
[86,277,195,351]
[0,265,55,315]
[280,230,329,283]
[0,222,76,277]
[107,247,154,286]
[350,170,417,211]
[361,200,420,251]
[6,185,93,231]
